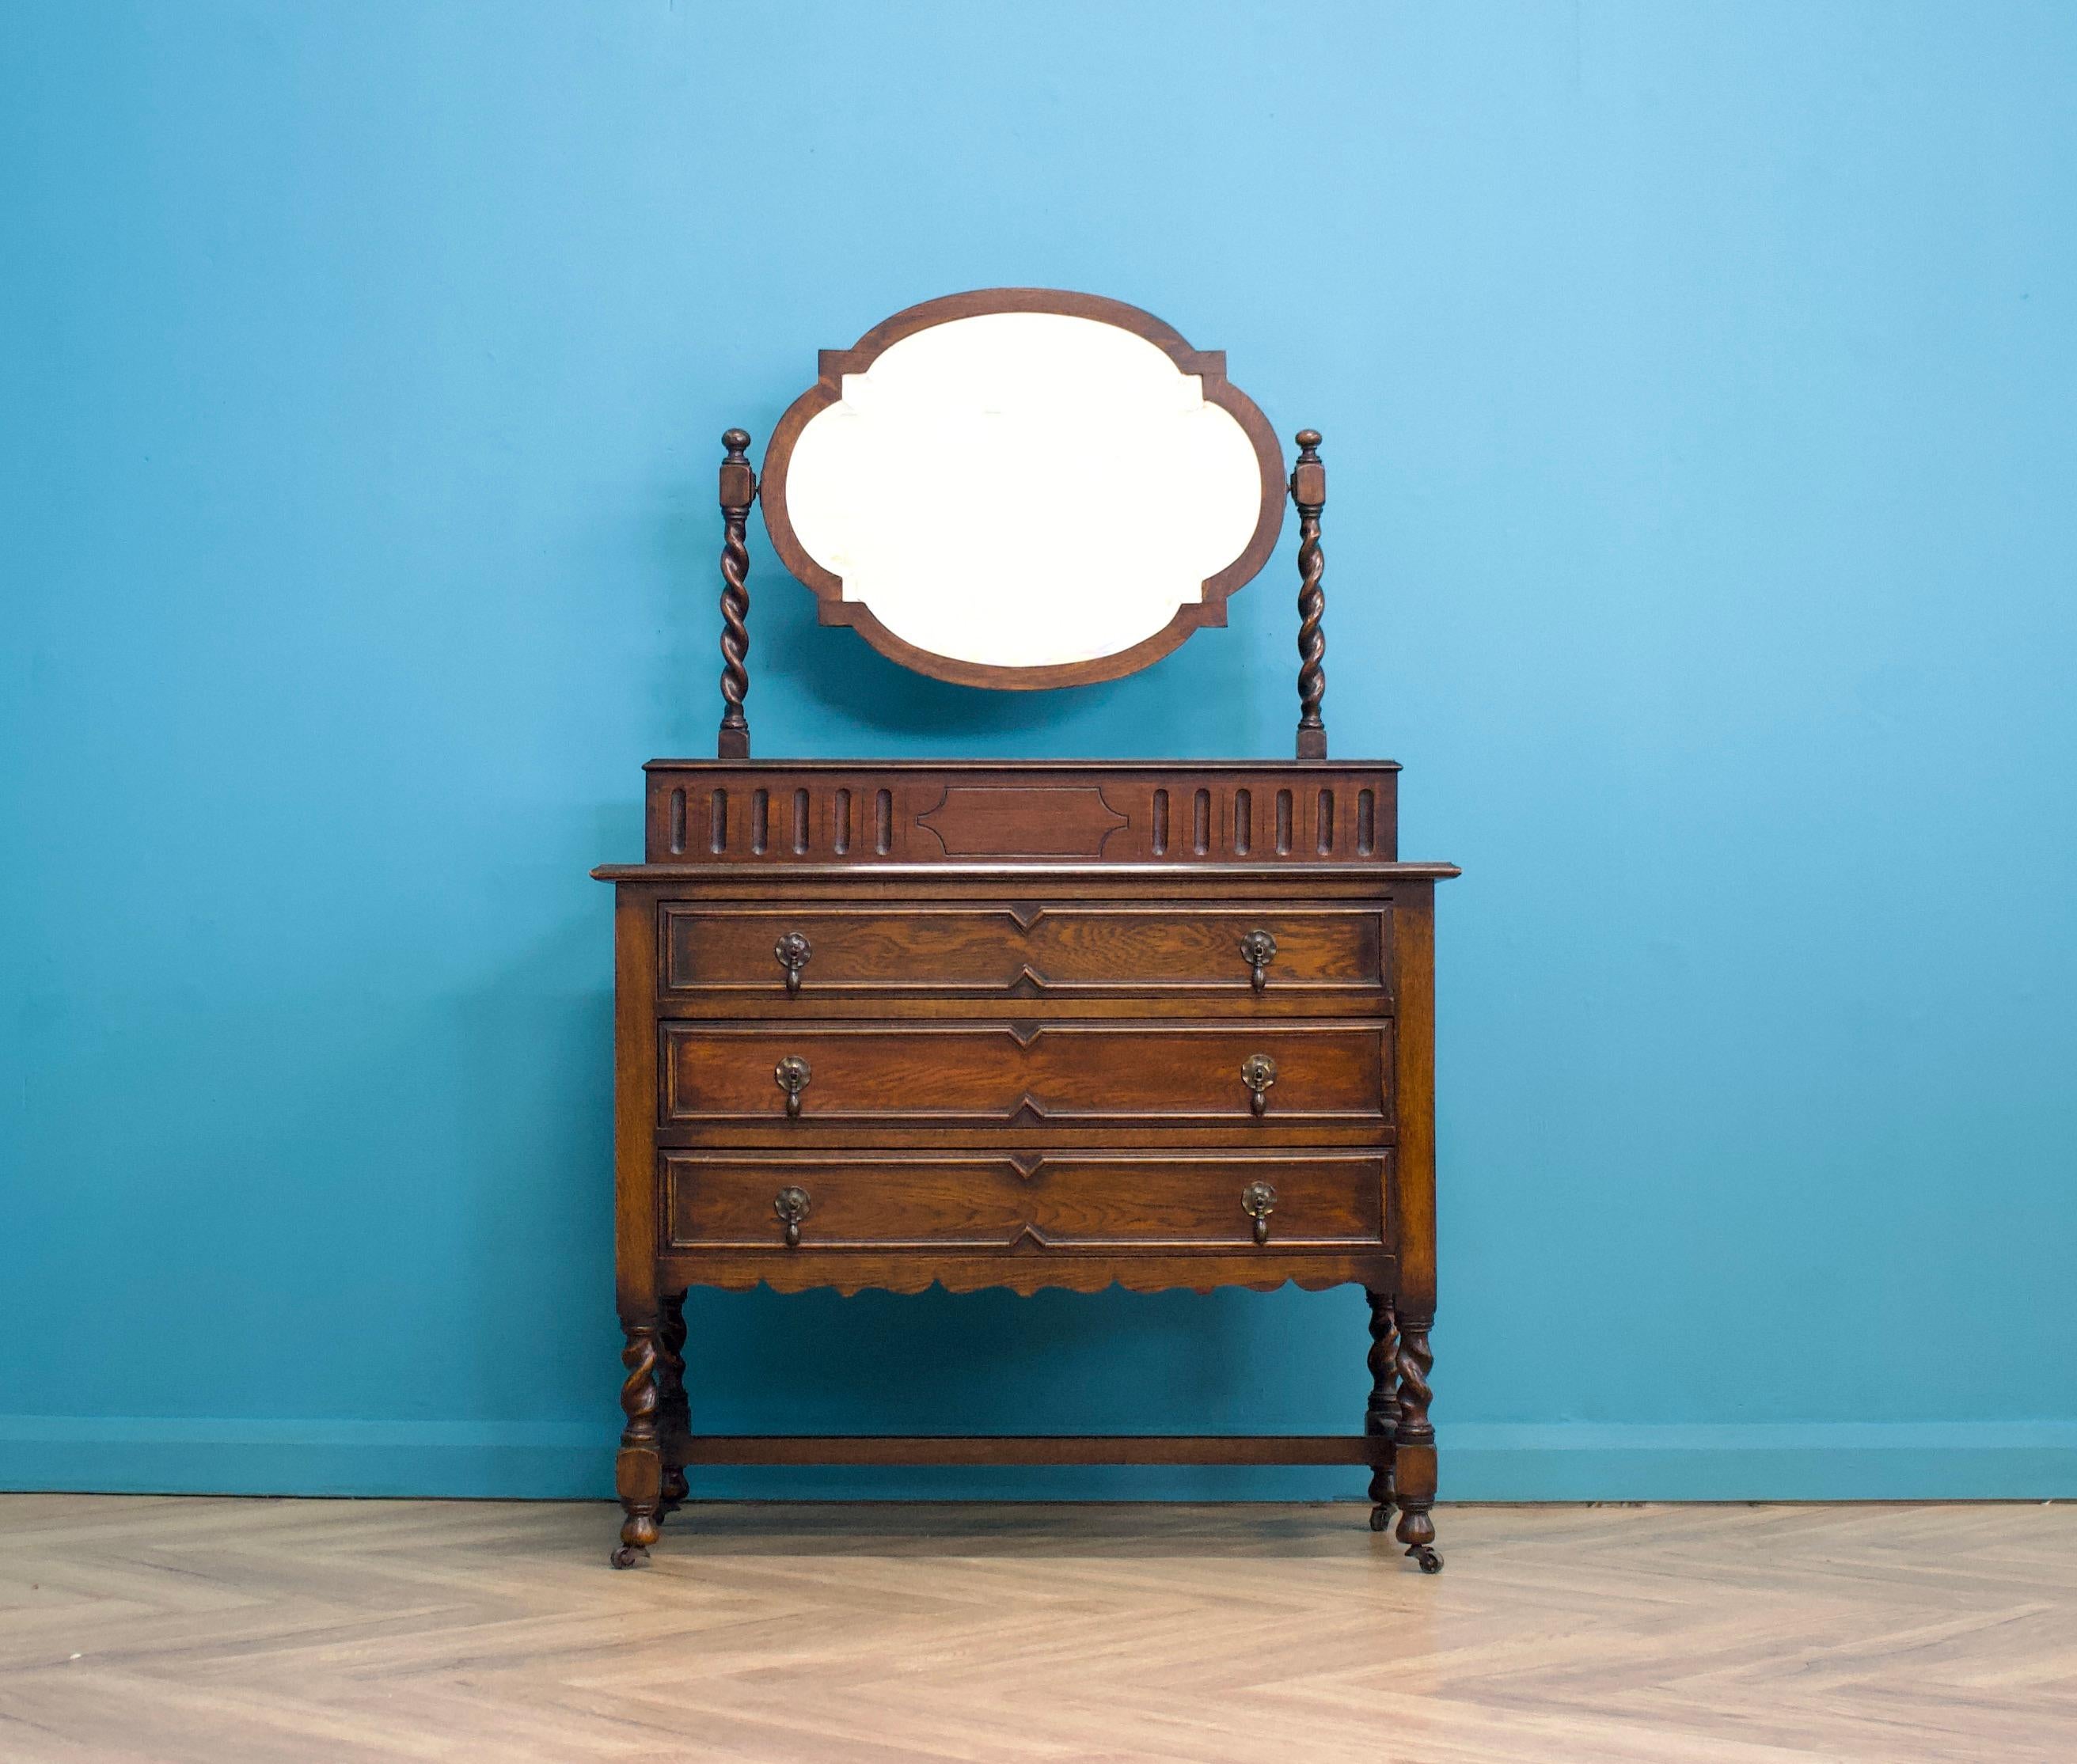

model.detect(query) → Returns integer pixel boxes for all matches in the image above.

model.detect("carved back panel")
[642,763,1399,865]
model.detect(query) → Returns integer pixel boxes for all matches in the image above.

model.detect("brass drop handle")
[775,1054,811,1118]
[1240,928,1277,991]
[773,1185,811,1247]
[1241,1180,1278,1246]
[1240,1052,1278,1116]
[775,931,811,995]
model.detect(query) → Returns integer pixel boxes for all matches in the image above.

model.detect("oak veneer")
[596,767,1456,1570]
[598,294,1456,1572]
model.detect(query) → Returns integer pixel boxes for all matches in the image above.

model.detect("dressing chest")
[594,290,1457,1570]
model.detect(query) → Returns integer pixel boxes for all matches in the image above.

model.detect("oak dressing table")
[594,289,1457,1570]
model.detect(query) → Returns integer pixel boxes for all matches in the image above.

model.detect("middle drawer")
[660,1019,1391,1132]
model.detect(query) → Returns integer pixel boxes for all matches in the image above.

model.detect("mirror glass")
[774,309,1274,679]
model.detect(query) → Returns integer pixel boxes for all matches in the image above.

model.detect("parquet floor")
[0,1497,2071,1762]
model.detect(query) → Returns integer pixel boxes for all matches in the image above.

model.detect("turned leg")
[655,1292,689,1523]
[612,1314,663,1568]
[1363,1290,1399,1531]
[1392,1311,1441,1572]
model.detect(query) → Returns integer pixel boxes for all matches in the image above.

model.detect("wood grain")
[621,763,1409,867]
[4,1497,2071,1764]
[660,1019,1390,1130]
[661,901,1388,1001]
[652,1246,1395,1297]
[670,1436,1390,1466]
[662,1149,1389,1251]
[601,760,1452,1542]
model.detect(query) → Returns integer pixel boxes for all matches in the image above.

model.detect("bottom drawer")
[663,1150,1388,1254]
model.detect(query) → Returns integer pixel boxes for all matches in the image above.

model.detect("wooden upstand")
[593,288,1457,1570]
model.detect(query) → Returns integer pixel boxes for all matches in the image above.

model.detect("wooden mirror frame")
[756,288,1289,691]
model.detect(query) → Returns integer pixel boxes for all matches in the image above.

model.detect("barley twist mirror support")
[1291,430,1328,761]
[711,288,1331,756]
[716,428,756,761]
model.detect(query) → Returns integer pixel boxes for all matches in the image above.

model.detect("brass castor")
[609,1544,649,1569]
[1408,1544,1443,1574]
[1369,1507,1391,1532]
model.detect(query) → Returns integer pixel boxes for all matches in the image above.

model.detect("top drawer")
[661,903,1388,1006]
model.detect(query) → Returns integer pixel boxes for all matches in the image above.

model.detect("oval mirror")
[759,290,1286,690]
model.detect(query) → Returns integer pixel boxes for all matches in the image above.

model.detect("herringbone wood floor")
[1,1497,2071,1762]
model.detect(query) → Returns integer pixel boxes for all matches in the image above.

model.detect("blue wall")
[6,1,2074,1502]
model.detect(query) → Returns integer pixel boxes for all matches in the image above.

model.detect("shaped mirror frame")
[758,289,1288,691]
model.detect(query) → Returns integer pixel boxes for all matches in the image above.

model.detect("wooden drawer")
[663,1150,1389,1251]
[660,902,1387,1003]
[659,1019,1388,1131]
